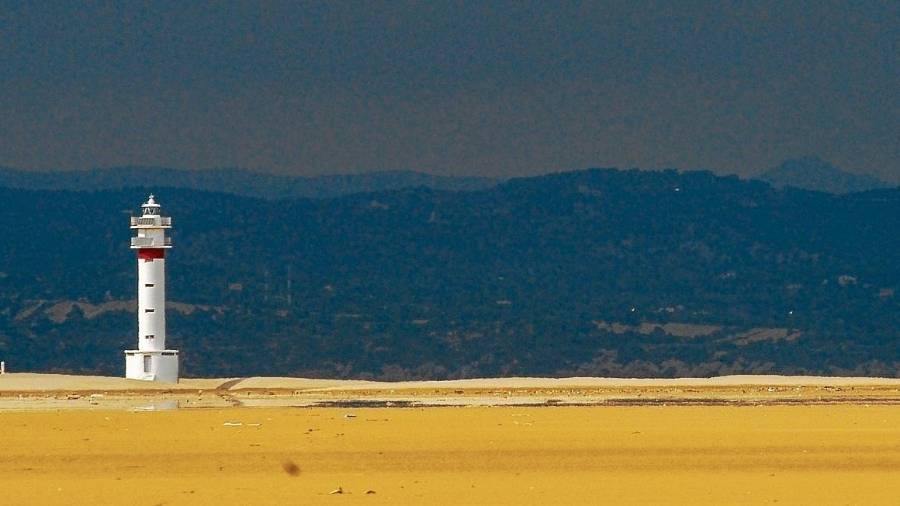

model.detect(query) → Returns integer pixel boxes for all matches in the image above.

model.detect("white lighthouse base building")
[125,350,179,383]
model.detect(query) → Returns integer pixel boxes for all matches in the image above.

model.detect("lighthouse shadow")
[216,378,250,390]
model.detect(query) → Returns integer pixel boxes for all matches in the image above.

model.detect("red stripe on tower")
[138,249,166,260]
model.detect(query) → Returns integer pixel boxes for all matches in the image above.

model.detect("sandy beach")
[2,404,900,505]
[3,374,900,504]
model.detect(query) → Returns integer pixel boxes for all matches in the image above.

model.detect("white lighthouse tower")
[124,195,179,383]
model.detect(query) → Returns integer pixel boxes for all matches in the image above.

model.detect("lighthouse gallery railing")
[130,216,172,227]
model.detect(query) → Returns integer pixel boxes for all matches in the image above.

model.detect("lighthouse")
[124,195,179,383]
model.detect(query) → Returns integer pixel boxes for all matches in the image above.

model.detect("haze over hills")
[0,166,498,200]
[757,157,892,194]
[0,168,897,379]
[4,157,894,200]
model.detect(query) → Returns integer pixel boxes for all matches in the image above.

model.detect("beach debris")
[281,460,300,476]
[344,413,357,419]
[247,423,262,427]
[223,421,243,427]
[365,489,376,495]
[329,487,344,495]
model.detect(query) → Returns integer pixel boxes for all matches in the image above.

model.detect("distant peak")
[776,156,840,172]
[757,157,888,194]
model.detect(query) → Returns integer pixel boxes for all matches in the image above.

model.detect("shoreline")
[3,372,900,391]
[2,373,900,410]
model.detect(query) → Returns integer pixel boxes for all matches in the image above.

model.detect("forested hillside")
[1,168,898,378]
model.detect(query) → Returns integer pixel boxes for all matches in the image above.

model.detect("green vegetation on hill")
[0,168,897,378]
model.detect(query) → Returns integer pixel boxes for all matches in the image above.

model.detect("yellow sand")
[2,405,899,505]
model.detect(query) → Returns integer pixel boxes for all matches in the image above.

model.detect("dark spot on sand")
[282,460,300,476]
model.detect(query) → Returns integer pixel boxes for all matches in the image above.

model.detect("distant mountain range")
[756,157,891,194]
[0,166,498,199]
[2,157,892,199]
[1,168,897,379]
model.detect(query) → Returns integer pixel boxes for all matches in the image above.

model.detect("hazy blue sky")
[1,1,897,181]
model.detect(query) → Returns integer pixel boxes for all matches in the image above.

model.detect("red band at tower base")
[138,249,166,260]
